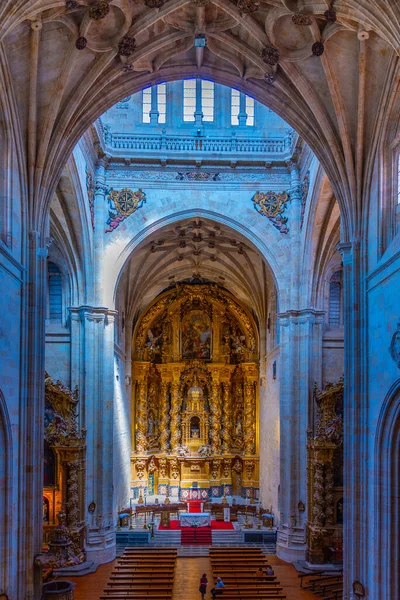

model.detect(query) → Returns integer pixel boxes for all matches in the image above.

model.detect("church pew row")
[110,576,174,582]
[113,566,175,572]
[219,584,283,591]
[100,591,172,600]
[213,579,279,586]
[211,550,285,599]
[299,571,342,588]
[214,588,286,600]
[104,586,173,592]
[122,550,177,556]
[302,575,343,591]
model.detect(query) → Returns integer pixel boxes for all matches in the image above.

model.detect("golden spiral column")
[170,380,181,452]
[136,380,148,453]
[210,378,222,454]
[221,381,231,454]
[133,362,150,454]
[242,363,257,455]
[159,380,170,453]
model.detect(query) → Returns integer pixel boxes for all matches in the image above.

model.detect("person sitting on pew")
[256,567,266,579]
[266,565,274,576]
[211,576,225,598]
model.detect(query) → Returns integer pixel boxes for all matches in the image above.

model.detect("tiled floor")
[67,555,318,600]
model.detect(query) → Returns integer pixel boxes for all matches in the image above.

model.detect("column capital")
[69,305,117,323]
[240,362,259,382]
[132,361,151,382]
[156,364,173,382]
[337,240,360,264]
[277,308,325,325]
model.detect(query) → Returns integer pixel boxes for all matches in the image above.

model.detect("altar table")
[179,513,210,527]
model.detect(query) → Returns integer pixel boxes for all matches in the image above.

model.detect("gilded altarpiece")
[38,374,87,568]
[306,378,344,564]
[131,284,260,500]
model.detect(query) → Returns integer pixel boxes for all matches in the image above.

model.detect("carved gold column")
[242,363,258,455]
[220,366,234,454]
[159,380,170,453]
[325,463,334,525]
[157,366,172,454]
[208,367,223,454]
[134,362,150,454]
[221,381,231,454]
[170,365,183,452]
[312,460,325,527]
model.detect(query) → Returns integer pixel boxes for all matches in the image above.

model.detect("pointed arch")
[0,389,13,595]
[375,379,400,599]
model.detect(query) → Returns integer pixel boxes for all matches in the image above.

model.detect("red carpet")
[181,528,212,545]
[187,501,202,513]
[158,520,234,531]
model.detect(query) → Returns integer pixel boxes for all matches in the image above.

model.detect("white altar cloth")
[179,513,210,527]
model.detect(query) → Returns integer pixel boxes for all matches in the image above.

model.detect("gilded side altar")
[131,284,260,500]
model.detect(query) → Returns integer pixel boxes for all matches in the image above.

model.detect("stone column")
[93,158,108,303]
[276,308,324,562]
[238,92,247,126]
[149,85,159,125]
[69,305,117,564]
[338,240,366,598]
[194,77,203,128]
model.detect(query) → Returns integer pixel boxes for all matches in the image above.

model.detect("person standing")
[199,573,208,600]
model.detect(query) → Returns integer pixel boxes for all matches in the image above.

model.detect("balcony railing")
[106,132,293,155]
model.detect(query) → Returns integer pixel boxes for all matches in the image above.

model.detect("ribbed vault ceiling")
[119,216,274,324]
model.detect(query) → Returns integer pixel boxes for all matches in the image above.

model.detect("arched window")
[231,89,255,126]
[142,84,166,124]
[48,262,63,323]
[183,79,214,122]
[329,270,343,328]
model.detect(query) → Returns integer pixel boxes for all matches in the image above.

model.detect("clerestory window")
[329,270,343,328]
[231,89,255,126]
[183,79,214,122]
[142,87,152,123]
[48,262,63,322]
[142,84,166,124]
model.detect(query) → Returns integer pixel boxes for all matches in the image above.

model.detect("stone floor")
[67,555,318,600]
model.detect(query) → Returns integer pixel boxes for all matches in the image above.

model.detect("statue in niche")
[190,416,200,439]
[147,413,156,436]
[235,417,243,437]
[43,497,50,523]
